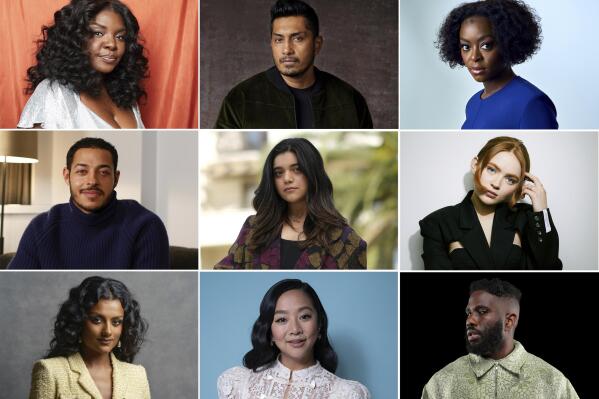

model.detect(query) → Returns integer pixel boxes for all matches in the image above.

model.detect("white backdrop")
[400,131,598,269]
[400,0,599,129]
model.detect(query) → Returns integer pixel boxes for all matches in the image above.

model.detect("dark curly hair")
[470,278,522,302]
[248,138,347,253]
[243,279,338,373]
[436,0,542,68]
[46,276,148,363]
[26,0,148,108]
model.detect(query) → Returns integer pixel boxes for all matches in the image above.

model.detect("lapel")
[68,352,102,399]
[458,194,494,267]
[111,353,127,399]
[458,192,518,268]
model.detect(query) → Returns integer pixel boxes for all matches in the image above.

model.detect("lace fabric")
[217,360,370,399]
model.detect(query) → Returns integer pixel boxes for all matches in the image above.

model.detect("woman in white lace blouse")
[217,279,370,399]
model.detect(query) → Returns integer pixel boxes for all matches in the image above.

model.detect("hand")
[521,173,547,212]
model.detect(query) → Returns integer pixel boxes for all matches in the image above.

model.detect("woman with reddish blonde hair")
[419,136,561,269]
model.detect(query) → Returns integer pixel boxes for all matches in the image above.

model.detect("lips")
[468,66,486,75]
[99,54,118,64]
[81,189,103,199]
[97,338,113,346]
[287,338,306,348]
[280,57,298,64]
[467,329,481,342]
[484,190,498,199]
[284,187,298,192]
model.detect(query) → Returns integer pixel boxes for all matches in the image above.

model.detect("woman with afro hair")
[437,0,558,129]
[29,276,150,398]
[18,0,148,129]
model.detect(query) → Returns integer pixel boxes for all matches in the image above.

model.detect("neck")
[470,191,496,216]
[488,337,515,360]
[482,67,515,98]
[280,66,316,89]
[279,354,316,371]
[287,201,308,221]
[80,347,112,369]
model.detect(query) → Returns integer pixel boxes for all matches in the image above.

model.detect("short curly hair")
[46,276,148,363]
[26,0,148,108]
[436,0,542,68]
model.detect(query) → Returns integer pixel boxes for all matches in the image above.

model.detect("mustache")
[80,185,104,194]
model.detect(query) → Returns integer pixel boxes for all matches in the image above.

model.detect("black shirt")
[289,85,315,129]
[280,238,305,269]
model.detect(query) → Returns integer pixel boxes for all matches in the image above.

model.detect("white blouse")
[18,79,145,129]
[217,360,370,399]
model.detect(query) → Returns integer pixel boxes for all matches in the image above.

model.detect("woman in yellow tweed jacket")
[29,276,150,399]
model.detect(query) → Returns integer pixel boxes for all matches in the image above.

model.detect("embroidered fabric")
[18,79,145,129]
[217,360,370,399]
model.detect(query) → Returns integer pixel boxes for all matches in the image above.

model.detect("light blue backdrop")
[200,272,398,398]
[400,0,599,129]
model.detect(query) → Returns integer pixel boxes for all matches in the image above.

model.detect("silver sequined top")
[18,79,145,129]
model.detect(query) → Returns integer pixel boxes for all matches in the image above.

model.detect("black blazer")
[419,191,562,270]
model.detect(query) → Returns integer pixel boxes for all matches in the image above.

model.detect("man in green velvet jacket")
[215,0,372,129]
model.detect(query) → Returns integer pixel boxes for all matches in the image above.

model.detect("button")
[534,215,540,221]
[535,222,540,228]
[538,238,543,243]
[538,231,542,236]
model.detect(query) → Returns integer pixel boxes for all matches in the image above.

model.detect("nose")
[282,38,294,55]
[469,46,482,62]
[289,318,302,335]
[466,312,477,329]
[283,170,293,183]
[86,171,99,186]
[491,174,502,189]
[102,34,117,50]
[102,322,112,337]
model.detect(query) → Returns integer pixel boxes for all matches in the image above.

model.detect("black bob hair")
[248,137,347,252]
[46,276,147,363]
[436,0,542,68]
[26,0,148,108]
[243,279,338,372]
[66,137,119,171]
[470,278,522,302]
[270,0,320,37]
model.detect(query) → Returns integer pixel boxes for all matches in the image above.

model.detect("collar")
[269,358,323,381]
[67,352,126,398]
[265,66,324,95]
[68,190,118,226]
[468,340,527,379]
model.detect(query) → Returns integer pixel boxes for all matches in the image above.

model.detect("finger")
[524,172,543,186]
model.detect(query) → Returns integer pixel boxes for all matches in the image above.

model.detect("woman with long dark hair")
[29,276,150,398]
[419,136,562,269]
[18,0,148,129]
[215,137,367,269]
[217,279,370,398]
[437,0,557,129]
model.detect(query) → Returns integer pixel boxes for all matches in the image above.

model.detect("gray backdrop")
[0,272,198,398]
[200,0,398,128]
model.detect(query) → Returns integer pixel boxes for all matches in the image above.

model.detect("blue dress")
[462,76,558,129]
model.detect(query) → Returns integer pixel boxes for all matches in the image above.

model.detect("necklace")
[286,220,305,241]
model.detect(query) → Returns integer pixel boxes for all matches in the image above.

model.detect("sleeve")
[7,222,41,269]
[140,367,151,399]
[214,217,252,269]
[562,379,580,399]
[347,239,367,269]
[419,217,453,269]
[132,215,170,269]
[354,90,373,129]
[215,90,243,129]
[522,208,562,269]
[520,95,558,129]
[17,80,68,129]
[217,367,247,399]
[29,361,56,399]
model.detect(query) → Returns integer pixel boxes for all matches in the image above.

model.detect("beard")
[465,319,504,357]
[274,52,316,78]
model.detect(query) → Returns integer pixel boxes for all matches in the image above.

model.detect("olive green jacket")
[214,67,372,129]
[422,341,579,399]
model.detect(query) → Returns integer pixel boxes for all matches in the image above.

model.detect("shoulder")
[319,70,366,99]
[217,366,251,397]
[26,203,69,232]
[32,356,70,379]
[330,372,371,399]
[522,351,572,384]
[226,70,271,97]
[420,203,461,227]
[424,355,471,390]
[18,79,76,128]
[117,199,163,222]
[116,359,149,380]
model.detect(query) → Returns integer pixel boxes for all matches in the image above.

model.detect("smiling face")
[81,298,124,357]
[271,289,319,370]
[87,8,127,74]
[273,151,308,205]
[271,16,322,80]
[472,151,522,206]
[459,15,507,83]
[63,147,120,213]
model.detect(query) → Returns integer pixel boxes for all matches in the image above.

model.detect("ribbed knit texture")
[8,191,169,269]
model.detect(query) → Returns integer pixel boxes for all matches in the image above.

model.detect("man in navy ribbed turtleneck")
[8,137,169,269]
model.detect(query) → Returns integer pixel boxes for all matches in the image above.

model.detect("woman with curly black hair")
[437,0,557,129]
[29,276,150,399]
[217,279,370,399]
[18,0,148,129]
[214,137,367,269]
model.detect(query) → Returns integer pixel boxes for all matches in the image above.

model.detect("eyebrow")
[273,163,299,170]
[74,163,113,169]
[89,22,126,33]
[274,306,314,315]
[272,31,306,38]
[459,35,494,43]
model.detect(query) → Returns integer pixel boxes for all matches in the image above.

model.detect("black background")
[400,272,596,398]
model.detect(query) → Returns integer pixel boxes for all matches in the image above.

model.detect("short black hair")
[243,279,338,373]
[470,278,522,302]
[436,0,542,68]
[66,137,119,171]
[270,0,320,37]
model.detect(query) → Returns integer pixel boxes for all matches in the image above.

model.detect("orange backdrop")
[0,0,198,129]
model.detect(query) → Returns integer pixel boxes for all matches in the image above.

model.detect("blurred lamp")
[0,131,38,253]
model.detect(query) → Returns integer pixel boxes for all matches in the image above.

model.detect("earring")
[117,340,122,348]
